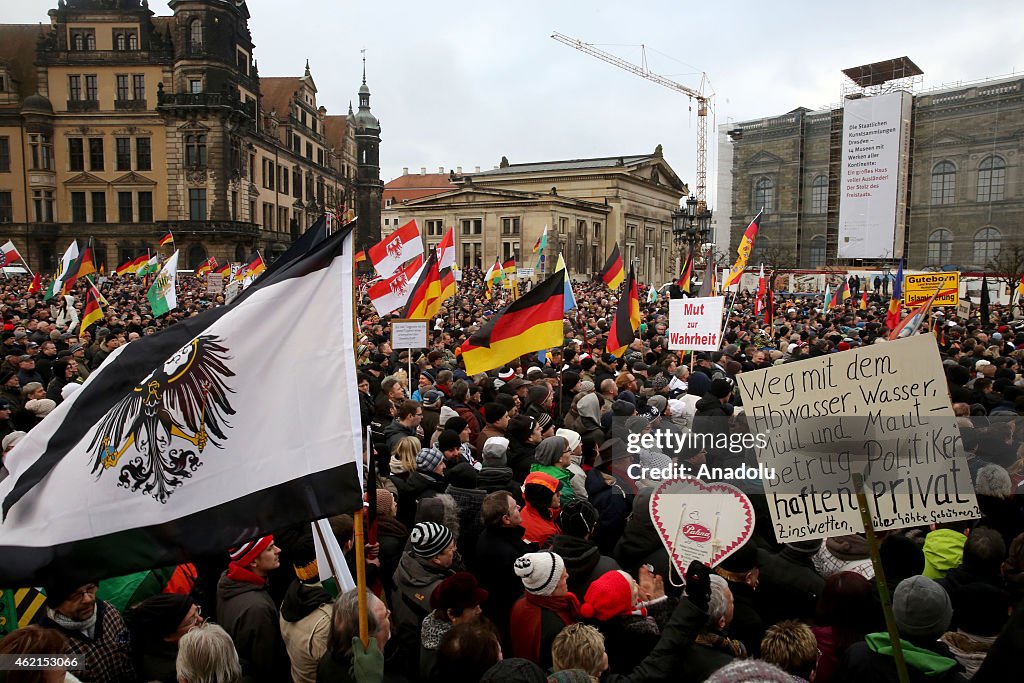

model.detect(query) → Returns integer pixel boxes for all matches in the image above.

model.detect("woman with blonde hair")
[390,435,421,479]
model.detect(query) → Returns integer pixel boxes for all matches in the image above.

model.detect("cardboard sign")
[650,478,755,571]
[390,319,428,350]
[904,272,959,307]
[737,333,978,542]
[207,273,224,295]
[517,267,534,278]
[957,300,972,320]
[667,296,725,351]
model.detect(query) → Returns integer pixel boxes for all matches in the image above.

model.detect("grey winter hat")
[481,437,509,466]
[892,575,952,640]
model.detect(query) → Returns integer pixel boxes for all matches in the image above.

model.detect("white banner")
[838,91,913,259]
[737,334,978,542]
[667,296,725,351]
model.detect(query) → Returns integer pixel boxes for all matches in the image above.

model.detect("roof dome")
[353,107,379,131]
[20,93,53,115]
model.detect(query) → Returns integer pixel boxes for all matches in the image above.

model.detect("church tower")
[352,58,382,253]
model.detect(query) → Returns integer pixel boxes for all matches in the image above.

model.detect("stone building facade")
[0,0,374,272]
[723,74,1024,271]
[381,149,688,285]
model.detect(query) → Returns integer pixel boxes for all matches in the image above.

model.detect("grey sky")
[9,0,1024,211]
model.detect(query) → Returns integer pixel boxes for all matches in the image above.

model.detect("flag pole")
[350,245,369,646]
[311,518,341,592]
[17,250,35,278]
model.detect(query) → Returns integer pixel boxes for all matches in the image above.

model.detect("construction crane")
[551,31,712,211]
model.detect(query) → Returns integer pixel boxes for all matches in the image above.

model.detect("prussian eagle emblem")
[88,335,236,503]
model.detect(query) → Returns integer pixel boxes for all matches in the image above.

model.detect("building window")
[32,190,54,222]
[71,30,95,51]
[128,32,138,50]
[502,241,520,262]
[189,79,202,94]
[305,141,313,160]
[280,166,289,194]
[807,235,826,268]
[88,138,103,171]
[115,32,126,51]
[138,191,153,222]
[189,20,204,53]
[118,191,133,222]
[85,75,97,101]
[292,168,301,198]
[115,138,131,171]
[754,176,774,212]
[184,135,206,167]
[189,189,206,221]
[29,134,53,171]
[930,161,956,205]
[71,33,84,51]
[461,218,482,235]
[0,192,12,222]
[71,192,87,222]
[977,156,1005,203]
[594,222,601,240]
[68,75,81,101]
[133,74,145,100]
[263,202,274,229]
[927,228,953,265]
[136,138,151,171]
[0,137,8,172]
[91,191,106,223]
[811,175,828,214]
[67,138,84,172]
[499,217,520,236]
[113,30,138,51]
[462,242,482,269]
[974,227,1001,265]
[425,219,444,236]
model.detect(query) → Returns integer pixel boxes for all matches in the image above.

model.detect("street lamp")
[671,195,713,266]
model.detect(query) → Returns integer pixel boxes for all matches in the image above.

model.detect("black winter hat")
[130,593,193,640]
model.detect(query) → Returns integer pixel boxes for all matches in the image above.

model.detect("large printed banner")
[737,334,978,542]
[837,91,913,259]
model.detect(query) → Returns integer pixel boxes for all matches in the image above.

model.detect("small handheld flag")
[600,244,625,291]
[159,232,174,247]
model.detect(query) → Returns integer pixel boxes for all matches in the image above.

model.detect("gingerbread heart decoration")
[649,478,755,574]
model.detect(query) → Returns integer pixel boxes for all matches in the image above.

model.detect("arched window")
[115,33,126,51]
[128,33,138,50]
[927,228,953,265]
[189,19,204,52]
[72,33,84,50]
[977,156,1006,203]
[974,226,1001,265]
[184,135,207,166]
[235,245,247,262]
[810,175,828,214]
[85,33,95,50]
[931,161,956,205]
[187,244,208,270]
[754,176,774,212]
[807,235,826,268]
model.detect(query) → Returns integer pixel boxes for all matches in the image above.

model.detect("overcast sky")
[10,0,1024,212]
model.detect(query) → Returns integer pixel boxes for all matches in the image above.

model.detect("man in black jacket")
[474,490,533,646]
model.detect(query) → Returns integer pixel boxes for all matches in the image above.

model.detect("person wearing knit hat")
[705,659,795,683]
[474,402,510,453]
[510,551,580,669]
[392,522,457,666]
[416,446,446,474]
[129,593,202,682]
[555,427,589,501]
[579,570,642,621]
[216,534,285,679]
[530,435,576,506]
[481,436,510,467]
[522,470,563,545]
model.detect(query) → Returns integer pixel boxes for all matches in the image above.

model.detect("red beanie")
[228,535,274,568]
[580,570,639,621]
[838,342,851,351]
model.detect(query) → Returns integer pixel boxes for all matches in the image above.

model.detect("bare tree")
[986,238,1024,306]
[758,245,799,291]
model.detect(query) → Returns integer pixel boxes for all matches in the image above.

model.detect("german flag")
[159,232,174,247]
[459,270,565,375]
[606,267,640,357]
[79,283,103,338]
[246,254,266,277]
[213,262,230,276]
[439,267,456,304]
[502,258,516,278]
[859,291,868,311]
[195,256,217,277]
[115,254,147,276]
[61,246,97,295]
[600,243,625,290]
[677,249,694,294]
[401,251,441,319]
[355,250,367,264]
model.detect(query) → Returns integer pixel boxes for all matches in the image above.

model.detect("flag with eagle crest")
[0,220,363,586]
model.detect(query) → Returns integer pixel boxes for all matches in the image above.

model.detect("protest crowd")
[2,249,1024,683]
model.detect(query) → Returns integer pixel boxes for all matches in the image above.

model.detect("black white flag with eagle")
[0,220,363,586]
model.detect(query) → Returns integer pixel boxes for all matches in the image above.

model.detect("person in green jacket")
[922,523,969,579]
[530,435,576,506]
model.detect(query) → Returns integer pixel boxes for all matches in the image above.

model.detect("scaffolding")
[841,56,924,99]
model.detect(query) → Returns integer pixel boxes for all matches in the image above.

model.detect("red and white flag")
[0,240,22,268]
[437,226,455,270]
[368,220,423,277]
[754,264,766,316]
[367,255,425,316]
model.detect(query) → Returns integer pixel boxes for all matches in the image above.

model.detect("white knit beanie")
[514,551,565,596]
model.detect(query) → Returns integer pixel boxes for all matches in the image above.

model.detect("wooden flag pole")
[351,242,369,646]
[852,473,911,683]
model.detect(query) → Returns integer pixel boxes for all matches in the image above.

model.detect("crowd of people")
[1,262,1024,683]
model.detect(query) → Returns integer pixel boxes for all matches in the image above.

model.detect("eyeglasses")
[67,584,99,602]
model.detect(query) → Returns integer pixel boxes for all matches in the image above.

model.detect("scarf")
[512,592,582,664]
[226,563,267,587]
[695,630,747,658]
[47,605,97,639]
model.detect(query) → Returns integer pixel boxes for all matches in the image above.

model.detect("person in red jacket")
[510,551,580,670]
[521,471,562,545]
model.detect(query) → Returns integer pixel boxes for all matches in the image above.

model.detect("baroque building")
[0,0,377,271]
[380,149,688,285]
[721,64,1024,272]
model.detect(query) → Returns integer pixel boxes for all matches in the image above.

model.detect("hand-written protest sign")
[736,334,978,542]
[904,272,959,307]
[668,296,725,351]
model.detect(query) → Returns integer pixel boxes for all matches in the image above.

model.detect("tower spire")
[304,59,311,78]
[361,47,366,84]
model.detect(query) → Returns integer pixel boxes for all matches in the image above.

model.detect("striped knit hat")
[514,551,565,596]
[228,535,274,568]
[410,522,453,559]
